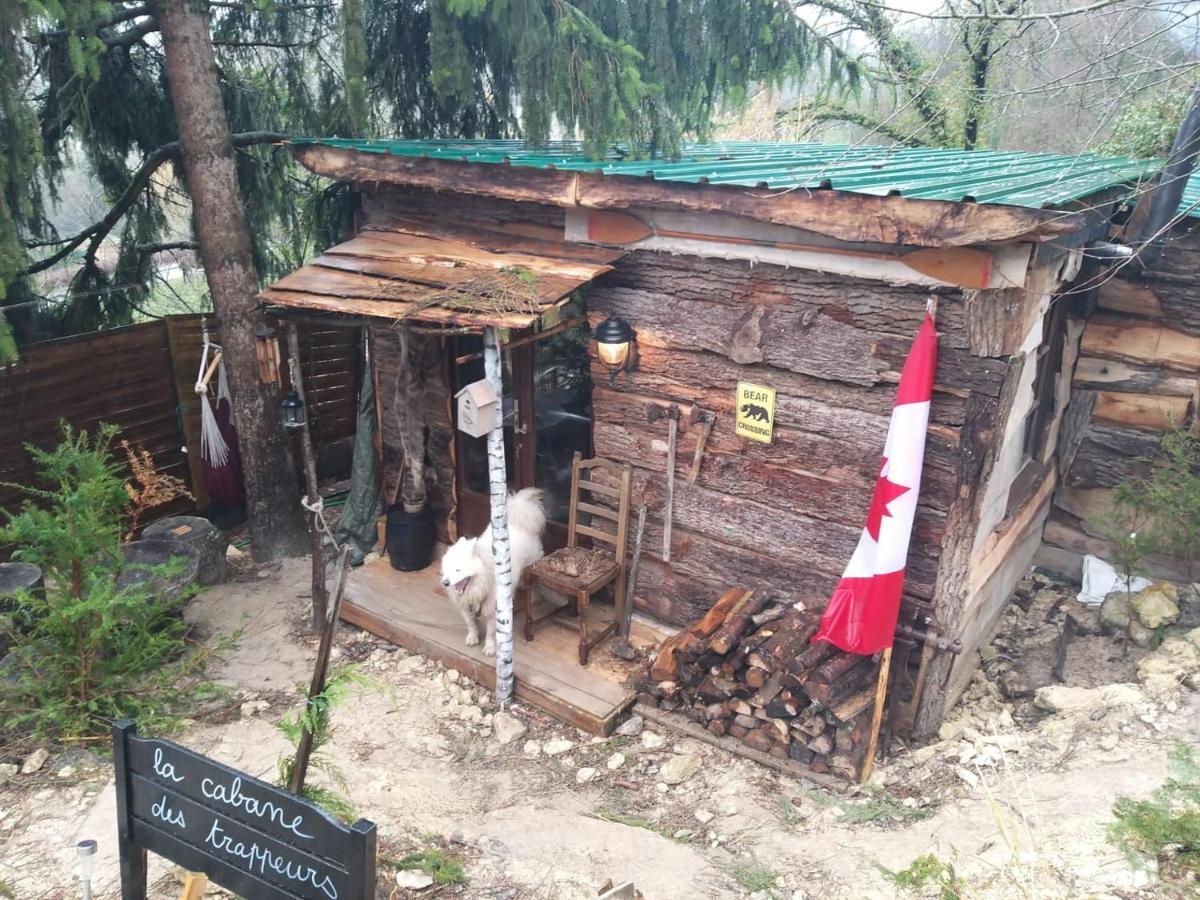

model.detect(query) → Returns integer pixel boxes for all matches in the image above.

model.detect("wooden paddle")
[586,209,993,289]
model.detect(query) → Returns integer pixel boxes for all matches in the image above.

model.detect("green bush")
[1110,742,1200,887]
[0,423,213,743]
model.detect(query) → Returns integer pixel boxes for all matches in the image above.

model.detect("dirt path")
[1,558,1194,898]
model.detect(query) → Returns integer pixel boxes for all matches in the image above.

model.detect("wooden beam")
[1081,318,1200,372]
[290,144,1084,250]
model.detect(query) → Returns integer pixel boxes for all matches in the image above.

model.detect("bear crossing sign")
[735,382,776,444]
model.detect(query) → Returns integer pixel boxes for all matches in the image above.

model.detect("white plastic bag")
[1077,554,1151,606]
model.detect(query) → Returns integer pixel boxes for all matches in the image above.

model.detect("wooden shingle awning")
[260,219,626,330]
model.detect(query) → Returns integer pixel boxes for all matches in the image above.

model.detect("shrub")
[1110,742,1200,888]
[0,423,212,743]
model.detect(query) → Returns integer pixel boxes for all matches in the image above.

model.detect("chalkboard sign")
[113,721,376,900]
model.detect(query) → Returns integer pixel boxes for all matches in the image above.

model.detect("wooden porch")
[340,556,666,734]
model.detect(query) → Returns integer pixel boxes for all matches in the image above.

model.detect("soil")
[1,560,1197,899]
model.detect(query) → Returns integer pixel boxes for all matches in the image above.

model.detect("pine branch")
[20,132,283,278]
[808,105,930,146]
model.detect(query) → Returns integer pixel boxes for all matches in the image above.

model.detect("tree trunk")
[484,327,515,702]
[151,0,307,561]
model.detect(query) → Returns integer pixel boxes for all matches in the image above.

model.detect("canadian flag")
[814,307,938,655]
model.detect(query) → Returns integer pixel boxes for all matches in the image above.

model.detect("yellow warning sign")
[735,382,776,444]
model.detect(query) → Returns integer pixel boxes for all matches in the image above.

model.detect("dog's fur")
[439,488,546,656]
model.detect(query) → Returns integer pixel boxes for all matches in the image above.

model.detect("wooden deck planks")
[340,559,638,735]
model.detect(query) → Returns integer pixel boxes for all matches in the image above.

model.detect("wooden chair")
[523,453,633,665]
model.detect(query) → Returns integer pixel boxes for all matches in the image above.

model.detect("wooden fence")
[0,315,359,530]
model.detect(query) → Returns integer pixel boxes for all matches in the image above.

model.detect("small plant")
[1128,427,1200,579]
[1110,741,1200,886]
[121,439,192,539]
[0,423,211,742]
[801,785,932,826]
[590,808,690,843]
[881,852,962,899]
[396,846,467,886]
[276,666,370,821]
[729,859,779,893]
[776,793,804,829]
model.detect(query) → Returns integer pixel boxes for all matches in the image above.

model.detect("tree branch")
[807,105,930,146]
[20,132,283,278]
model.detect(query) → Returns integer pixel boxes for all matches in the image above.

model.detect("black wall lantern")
[281,389,306,430]
[593,313,636,385]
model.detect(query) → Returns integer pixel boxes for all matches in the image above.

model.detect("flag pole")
[860,296,938,785]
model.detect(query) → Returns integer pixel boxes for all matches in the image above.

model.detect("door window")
[533,311,594,526]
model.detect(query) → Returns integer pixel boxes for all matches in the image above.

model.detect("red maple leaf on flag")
[865,457,910,541]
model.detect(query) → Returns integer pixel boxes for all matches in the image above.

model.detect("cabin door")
[449,314,594,549]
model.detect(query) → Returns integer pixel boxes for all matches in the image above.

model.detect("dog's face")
[440,537,484,597]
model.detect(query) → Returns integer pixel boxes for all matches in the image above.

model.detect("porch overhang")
[259,219,626,331]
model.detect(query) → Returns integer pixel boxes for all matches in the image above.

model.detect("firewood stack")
[637,588,880,779]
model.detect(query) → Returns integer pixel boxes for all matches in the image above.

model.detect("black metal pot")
[386,504,435,571]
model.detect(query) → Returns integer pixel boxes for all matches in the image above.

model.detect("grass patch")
[802,785,932,826]
[396,847,467,886]
[591,808,690,843]
[0,879,13,899]
[776,793,804,829]
[729,859,779,893]
[880,853,962,899]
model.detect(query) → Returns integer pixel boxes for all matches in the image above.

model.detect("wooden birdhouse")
[455,379,499,438]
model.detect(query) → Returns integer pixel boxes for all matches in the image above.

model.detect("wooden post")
[483,327,516,704]
[859,646,892,784]
[289,546,352,795]
[177,873,208,900]
[286,323,328,631]
[113,721,148,900]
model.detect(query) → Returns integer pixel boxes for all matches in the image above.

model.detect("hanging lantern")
[593,313,636,385]
[281,390,306,430]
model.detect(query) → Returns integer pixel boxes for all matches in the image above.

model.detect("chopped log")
[789,742,814,764]
[810,651,868,685]
[704,703,726,721]
[707,719,727,737]
[804,660,876,705]
[726,699,753,717]
[828,686,876,724]
[751,604,789,628]
[747,652,773,671]
[745,668,767,689]
[806,733,834,755]
[710,593,769,654]
[769,745,789,760]
[787,638,837,675]
[835,729,855,754]
[728,723,749,739]
[743,727,775,753]
[752,673,785,707]
[765,692,800,719]
[695,587,754,638]
[795,712,826,737]
[733,714,758,730]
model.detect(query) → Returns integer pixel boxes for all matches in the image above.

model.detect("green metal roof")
[1178,172,1200,219]
[290,138,1162,213]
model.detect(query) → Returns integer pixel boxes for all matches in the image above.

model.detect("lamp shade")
[593,314,634,371]
[281,389,306,429]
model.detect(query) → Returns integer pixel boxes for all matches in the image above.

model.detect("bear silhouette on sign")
[740,402,769,422]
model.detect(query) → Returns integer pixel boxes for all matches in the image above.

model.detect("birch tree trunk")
[483,327,515,702]
[151,0,307,561]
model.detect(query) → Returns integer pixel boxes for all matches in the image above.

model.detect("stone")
[695,809,715,825]
[394,656,426,675]
[446,669,461,684]
[659,752,701,785]
[937,721,964,742]
[673,829,693,840]
[1131,582,1180,630]
[607,752,626,771]
[21,748,49,775]
[1099,733,1120,751]
[1034,683,1144,713]
[395,870,435,890]
[57,766,76,779]
[542,739,574,756]
[640,731,667,750]
[576,767,598,784]
[0,763,17,781]
[492,712,527,745]
[240,699,269,718]
[655,782,669,794]
[1137,637,1200,697]
[522,740,541,757]
[615,715,645,737]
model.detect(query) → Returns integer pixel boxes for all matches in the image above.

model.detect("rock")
[542,739,574,756]
[937,721,964,742]
[1100,591,1159,646]
[655,782,668,794]
[240,699,269,718]
[607,752,626,771]
[576,767,598,784]
[57,766,76,779]
[1034,683,1144,713]
[21,748,49,775]
[395,870,435,890]
[640,731,667,751]
[394,656,426,675]
[522,740,541,757]
[492,712,526,745]
[0,763,17,781]
[673,829,692,840]
[1137,637,1200,697]
[1099,733,1120,751]
[659,752,701,785]
[695,809,715,825]
[1131,582,1180,630]
[446,668,461,684]
[615,714,645,737]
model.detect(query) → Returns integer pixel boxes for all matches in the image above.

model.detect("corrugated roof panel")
[289,138,1162,212]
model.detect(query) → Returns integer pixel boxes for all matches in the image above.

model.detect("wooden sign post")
[113,721,376,900]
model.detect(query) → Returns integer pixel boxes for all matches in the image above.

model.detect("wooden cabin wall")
[1036,226,1200,583]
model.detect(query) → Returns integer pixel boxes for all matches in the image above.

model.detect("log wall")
[1036,225,1200,582]
[358,183,1088,738]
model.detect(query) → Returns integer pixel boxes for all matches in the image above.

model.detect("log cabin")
[259,139,1165,750]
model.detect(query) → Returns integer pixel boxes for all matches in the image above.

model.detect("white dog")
[439,488,546,656]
